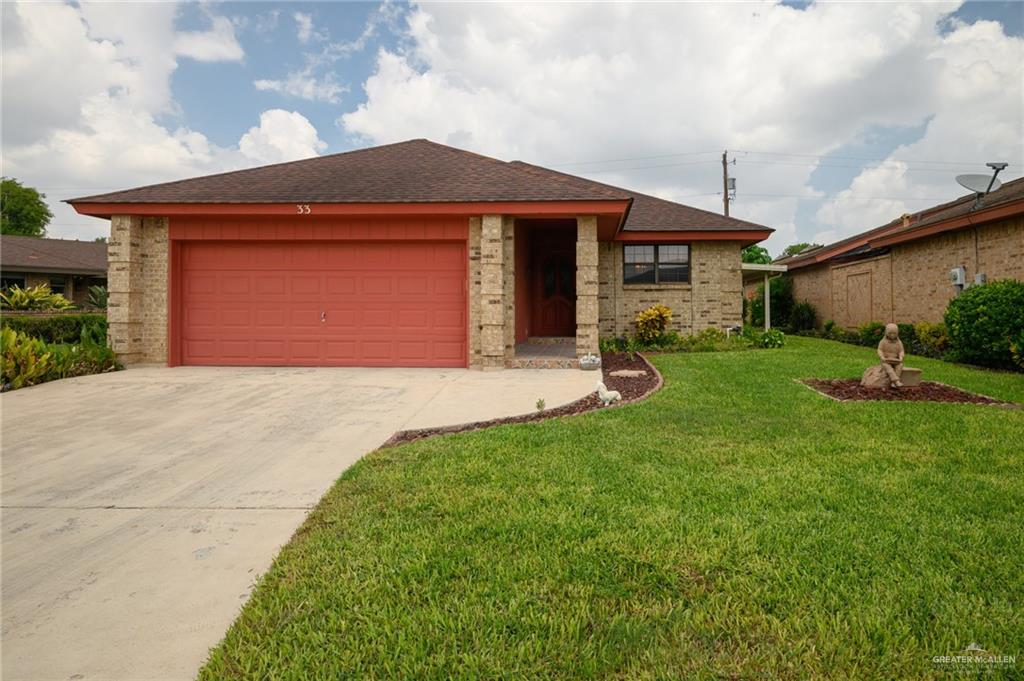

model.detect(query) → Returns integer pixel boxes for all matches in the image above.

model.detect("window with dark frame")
[623,244,690,284]
[49,277,67,295]
[1,276,26,291]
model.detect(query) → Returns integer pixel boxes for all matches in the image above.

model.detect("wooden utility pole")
[722,150,730,217]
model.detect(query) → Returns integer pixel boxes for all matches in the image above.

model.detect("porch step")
[507,357,580,369]
[524,336,575,346]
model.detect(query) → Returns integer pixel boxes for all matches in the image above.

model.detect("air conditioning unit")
[975,273,987,285]
[950,267,966,287]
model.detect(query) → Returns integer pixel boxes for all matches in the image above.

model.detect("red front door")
[179,240,467,367]
[530,230,576,337]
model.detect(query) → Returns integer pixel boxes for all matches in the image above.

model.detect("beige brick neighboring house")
[0,235,107,306]
[776,177,1024,328]
[68,139,771,369]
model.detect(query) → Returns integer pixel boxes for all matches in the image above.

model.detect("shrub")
[911,322,948,359]
[896,323,917,345]
[0,284,74,311]
[758,328,786,348]
[0,321,118,391]
[1,313,106,344]
[749,277,795,330]
[634,304,673,344]
[86,285,108,309]
[823,319,837,335]
[1,326,54,390]
[944,279,1024,370]
[858,321,886,347]
[1011,331,1024,370]
[789,301,817,331]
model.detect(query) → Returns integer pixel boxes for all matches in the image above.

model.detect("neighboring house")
[0,235,107,306]
[68,139,771,368]
[769,177,1024,329]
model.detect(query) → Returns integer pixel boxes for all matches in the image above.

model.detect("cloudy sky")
[3,1,1022,255]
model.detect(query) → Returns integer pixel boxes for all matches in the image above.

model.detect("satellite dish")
[957,173,1001,194]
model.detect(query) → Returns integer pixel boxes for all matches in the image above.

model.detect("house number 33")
[296,204,311,214]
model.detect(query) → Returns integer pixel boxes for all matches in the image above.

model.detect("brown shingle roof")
[1,235,107,275]
[67,139,770,233]
[69,139,630,204]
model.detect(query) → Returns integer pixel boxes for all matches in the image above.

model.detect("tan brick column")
[140,217,169,363]
[576,215,600,357]
[502,216,516,362]
[107,215,144,363]
[107,215,169,365]
[479,214,507,369]
[467,217,482,368]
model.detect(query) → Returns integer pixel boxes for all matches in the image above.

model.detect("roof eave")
[69,199,632,219]
[870,199,1024,248]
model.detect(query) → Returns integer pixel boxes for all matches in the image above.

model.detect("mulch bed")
[802,378,1016,406]
[382,352,662,447]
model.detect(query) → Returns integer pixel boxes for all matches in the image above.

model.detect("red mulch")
[802,379,1015,406]
[382,352,661,447]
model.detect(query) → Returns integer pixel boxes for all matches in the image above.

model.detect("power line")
[549,149,720,167]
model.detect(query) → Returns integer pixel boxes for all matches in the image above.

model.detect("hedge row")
[0,313,107,345]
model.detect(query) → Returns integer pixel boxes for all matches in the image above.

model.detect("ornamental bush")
[634,304,673,343]
[1,321,119,391]
[911,321,948,359]
[789,301,817,331]
[944,279,1024,370]
[1,313,106,344]
[858,321,886,347]
[0,284,73,311]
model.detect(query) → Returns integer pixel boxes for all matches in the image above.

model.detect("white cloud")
[238,109,327,164]
[1,1,323,240]
[294,12,320,44]
[340,2,1023,254]
[254,71,348,103]
[174,15,244,62]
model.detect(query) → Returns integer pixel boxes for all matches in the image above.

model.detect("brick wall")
[597,240,743,338]
[789,262,833,322]
[891,217,1024,323]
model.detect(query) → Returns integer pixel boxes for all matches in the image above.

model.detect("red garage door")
[179,241,466,367]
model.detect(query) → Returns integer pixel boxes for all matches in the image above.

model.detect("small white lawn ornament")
[596,381,621,406]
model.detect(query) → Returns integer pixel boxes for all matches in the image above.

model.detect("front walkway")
[0,366,594,681]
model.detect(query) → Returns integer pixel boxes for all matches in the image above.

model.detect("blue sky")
[169,2,398,150]
[4,1,1022,252]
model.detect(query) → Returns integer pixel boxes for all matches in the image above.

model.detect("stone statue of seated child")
[876,323,905,388]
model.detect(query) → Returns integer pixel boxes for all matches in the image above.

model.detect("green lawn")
[200,337,1024,680]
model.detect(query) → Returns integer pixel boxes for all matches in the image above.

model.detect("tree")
[780,242,821,258]
[1,178,52,237]
[94,236,108,243]
[741,244,772,264]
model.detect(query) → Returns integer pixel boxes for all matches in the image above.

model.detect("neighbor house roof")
[68,139,770,234]
[1,235,107,275]
[778,175,1024,270]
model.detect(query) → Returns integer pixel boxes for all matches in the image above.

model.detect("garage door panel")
[362,277,392,295]
[181,241,466,367]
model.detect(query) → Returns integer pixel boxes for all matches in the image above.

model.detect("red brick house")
[68,139,771,368]
[775,177,1024,328]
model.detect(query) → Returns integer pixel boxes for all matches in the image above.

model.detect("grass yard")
[200,337,1024,680]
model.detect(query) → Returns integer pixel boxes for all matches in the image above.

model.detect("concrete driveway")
[1,366,594,681]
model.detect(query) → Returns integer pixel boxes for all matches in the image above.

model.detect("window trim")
[622,243,691,285]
